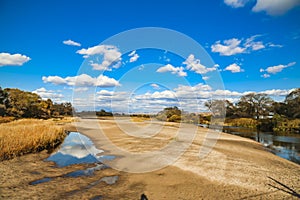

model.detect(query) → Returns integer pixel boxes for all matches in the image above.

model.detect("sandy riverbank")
[1,118,299,199]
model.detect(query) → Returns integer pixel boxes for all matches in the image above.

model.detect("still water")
[223,127,300,165]
[30,132,116,185]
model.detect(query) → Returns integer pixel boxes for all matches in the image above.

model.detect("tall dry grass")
[0,119,66,161]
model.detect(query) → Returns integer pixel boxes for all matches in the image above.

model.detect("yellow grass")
[0,116,15,124]
[0,119,66,161]
[130,117,150,122]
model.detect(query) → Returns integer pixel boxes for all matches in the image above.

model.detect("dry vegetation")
[0,119,66,161]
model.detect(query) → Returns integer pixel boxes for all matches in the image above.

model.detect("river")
[223,126,300,165]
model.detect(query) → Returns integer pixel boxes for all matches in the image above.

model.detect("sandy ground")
[1,118,300,199]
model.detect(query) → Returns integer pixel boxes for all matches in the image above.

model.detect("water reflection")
[64,164,108,178]
[46,132,115,167]
[31,132,117,186]
[223,127,300,165]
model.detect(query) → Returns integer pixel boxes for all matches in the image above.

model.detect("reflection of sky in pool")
[223,127,300,165]
[46,132,114,167]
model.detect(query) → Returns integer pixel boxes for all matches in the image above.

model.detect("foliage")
[96,109,113,116]
[236,93,274,119]
[284,88,300,118]
[204,99,226,118]
[156,106,182,122]
[225,118,257,128]
[206,88,300,133]
[0,87,73,119]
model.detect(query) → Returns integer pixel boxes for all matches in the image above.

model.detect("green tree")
[285,88,300,118]
[236,93,274,120]
[0,87,9,116]
[156,106,182,122]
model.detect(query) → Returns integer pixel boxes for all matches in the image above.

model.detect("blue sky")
[0,0,299,113]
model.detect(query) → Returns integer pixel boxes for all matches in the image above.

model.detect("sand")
[1,118,299,199]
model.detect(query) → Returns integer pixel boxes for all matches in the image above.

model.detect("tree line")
[0,87,73,119]
[156,88,300,133]
[206,88,300,120]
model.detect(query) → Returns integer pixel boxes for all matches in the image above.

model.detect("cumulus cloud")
[42,75,67,85]
[252,0,300,16]
[244,35,265,50]
[74,87,89,92]
[211,38,246,56]
[128,50,139,63]
[224,0,249,8]
[63,39,81,47]
[77,45,122,71]
[211,35,280,56]
[88,82,296,113]
[42,74,120,87]
[266,62,295,74]
[32,87,64,102]
[224,0,300,16]
[156,64,187,77]
[0,52,31,66]
[260,62,296,78]
[150,83,160,89]
[261,74,270,78]
[183,54,217,74]
[224,63,244,73]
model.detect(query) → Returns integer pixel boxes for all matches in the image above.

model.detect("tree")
[156,106,182,122]
[236,93,274,120]
[0,87,9,116]
[204,99,226,118]
[0,87,73,119]
[285,88,300,118]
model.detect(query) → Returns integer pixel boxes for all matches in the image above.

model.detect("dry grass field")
[0,119,66,161]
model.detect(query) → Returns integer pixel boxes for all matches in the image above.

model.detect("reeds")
[0,119,66,161]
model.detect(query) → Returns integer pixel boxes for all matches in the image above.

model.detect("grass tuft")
[0,119,66,161]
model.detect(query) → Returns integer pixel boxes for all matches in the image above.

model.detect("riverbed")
[0,119,299,199]
[223,126,300,164]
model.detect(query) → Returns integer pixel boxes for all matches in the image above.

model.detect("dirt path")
[1,118,299,199]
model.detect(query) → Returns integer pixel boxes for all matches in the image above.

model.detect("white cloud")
[261,73,270,78]
[83,82,296,113]
[224,0,300,16]
[260,62,295,78]
[202,76,210,81]
[130,54,139,62]
[211,35,281,56]
[252,0,300,16]
[211,38,246,56]
[32,87,64,102]
[0,52,31,66]
[128,50,139,63]
[224,63,244,73]
[156,64,187,77]
[42,74,120,87]
[128,50,135,57]
[268,43,283,48]
[263,89,292,96]
[42,75,67,85]
[63,39,81,47]
[150,83,160,89]
[244,35,265,50]
[135,90,177,100]
[183,54,217,74]
[77,45,122,71]
[224,0,249,8]
[265,62,295,74]
[74,87,89,92]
